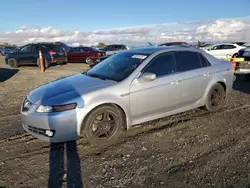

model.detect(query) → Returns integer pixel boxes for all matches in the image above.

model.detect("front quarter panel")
[79,84,131,130]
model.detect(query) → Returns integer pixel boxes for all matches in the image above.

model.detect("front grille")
[22,98,33,112]
[28,125,46,135]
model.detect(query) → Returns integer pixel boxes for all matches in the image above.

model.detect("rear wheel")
[204,83,226,112]
[8,58,18,68]
[81,105,125,147]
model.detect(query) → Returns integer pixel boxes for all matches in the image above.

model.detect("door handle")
[171,80,181,85]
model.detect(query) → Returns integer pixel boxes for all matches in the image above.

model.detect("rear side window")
[243,51,250,57]
[143,52,176,77]
[177,51,202,72]
[198,53,211,67]
[223,45,236,49]
[51,45,64,52]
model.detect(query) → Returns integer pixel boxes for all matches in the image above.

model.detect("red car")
[67,47,105,64]
[159,42,189,46]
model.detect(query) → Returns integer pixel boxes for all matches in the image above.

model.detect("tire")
[232,53,238,58]
[86,58,94,65]
[204,83,226,112]
[37,58,50,69]
[81,105,125,147]
[8,58,18,68]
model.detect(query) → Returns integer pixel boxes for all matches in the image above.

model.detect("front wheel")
[204,83,226,112]
[86,58,94,65]
[8,58,19,68]
[81,105,125,147]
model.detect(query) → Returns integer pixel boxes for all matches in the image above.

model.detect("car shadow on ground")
[233,74,250,94]
[0,68,19,82]
[48,141,83,188]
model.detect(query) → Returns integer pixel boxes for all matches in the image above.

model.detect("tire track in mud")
[1,104,250,163]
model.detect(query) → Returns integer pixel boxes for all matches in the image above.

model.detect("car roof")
[126,46,193,55]
[159,42,187,46]
[213,43,238,46]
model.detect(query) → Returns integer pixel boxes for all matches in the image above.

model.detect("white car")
[104,44,128,55]
[204,43,245,60]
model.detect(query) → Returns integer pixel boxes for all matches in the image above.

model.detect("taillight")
[48,50,56,55]
[97,52,102,57]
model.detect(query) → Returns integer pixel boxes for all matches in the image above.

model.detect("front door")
[129,52,182,120]
[18,45,38,64]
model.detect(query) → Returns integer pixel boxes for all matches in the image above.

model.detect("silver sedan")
[21,46,234,146]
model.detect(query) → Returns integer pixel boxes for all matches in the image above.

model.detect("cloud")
[1,16,250,46]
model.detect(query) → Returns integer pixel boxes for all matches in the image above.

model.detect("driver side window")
[143,52,177,78]
[20,45,31,52]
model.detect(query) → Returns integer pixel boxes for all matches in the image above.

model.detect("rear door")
[67,47,79,63]
[221,44,237,59]
[79,47,90,63]
[50,44,66,62]
[176,51,212,107]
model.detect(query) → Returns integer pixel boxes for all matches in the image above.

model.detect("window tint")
[51,45,64,52]
[198,53,211,67]
[243,51,249,57]
[223,45,236,49]
[79,48,89,53]
[143,52,176,77]
[177,51,202,71]
[20,45,31,52]
[211,45,223,50]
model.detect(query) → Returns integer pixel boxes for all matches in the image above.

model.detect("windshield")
[87,52,148,82]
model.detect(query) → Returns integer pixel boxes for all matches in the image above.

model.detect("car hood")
[27,73,114,105]
[5,52,18,58]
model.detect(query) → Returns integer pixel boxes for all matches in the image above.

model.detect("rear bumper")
[50,57,67,63]
[235,62,250,74]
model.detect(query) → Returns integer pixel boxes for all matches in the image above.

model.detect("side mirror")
[137,73,156,83]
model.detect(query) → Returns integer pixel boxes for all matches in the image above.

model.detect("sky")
[1,0,250,46]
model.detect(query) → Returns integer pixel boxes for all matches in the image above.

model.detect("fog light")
[45,130,54,137]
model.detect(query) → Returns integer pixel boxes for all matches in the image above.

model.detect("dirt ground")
[0,56,250,188]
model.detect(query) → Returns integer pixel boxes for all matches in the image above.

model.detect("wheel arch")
[80,102,130,134]
[202,77,227,105]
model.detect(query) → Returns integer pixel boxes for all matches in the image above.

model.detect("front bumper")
[21,106,91,143]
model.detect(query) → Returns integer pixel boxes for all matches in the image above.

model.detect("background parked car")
[204,43,245,60]
[89,54,113,68]
[159,42,189,47]
[231,47,250,76]
[1,46,18,56]
[5,43,67,68]
[0,48,4,56]
[67,47,106,64]
[104,44,128,55]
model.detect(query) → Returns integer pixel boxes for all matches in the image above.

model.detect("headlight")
[36,105,53,113]
[36,103,77,113]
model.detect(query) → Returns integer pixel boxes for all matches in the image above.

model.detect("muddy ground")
[0,56,250,188]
